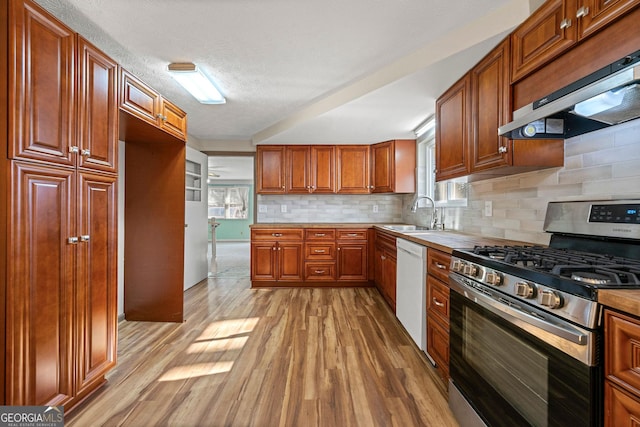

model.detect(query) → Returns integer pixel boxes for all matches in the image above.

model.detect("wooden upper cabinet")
[511,0,578,83]
[435,74,470,181]
[9,0,76,167]
[336,145,371,194]
[370,140,416,193]
[577,0,640,38]
[256,145,286,193]
[159,98,187,140]
[77,37,118,174]
[286,145,335,194]
[286,145,312,193]
[470,39,512,173]
[119,67,161,126]
[310,145,336,193]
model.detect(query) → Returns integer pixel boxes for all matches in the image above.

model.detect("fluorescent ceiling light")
[167,63,226,104]
[414,116,436,137]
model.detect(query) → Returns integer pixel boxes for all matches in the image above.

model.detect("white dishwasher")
[396,238,427,352]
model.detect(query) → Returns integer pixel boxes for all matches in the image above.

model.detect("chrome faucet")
[410,196,437,229]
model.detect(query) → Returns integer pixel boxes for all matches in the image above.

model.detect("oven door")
[449,273,602,427]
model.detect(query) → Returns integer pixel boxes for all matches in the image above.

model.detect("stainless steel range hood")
[499,49,640,140]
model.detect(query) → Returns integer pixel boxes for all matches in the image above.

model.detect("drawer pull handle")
[560,18,572,30]
[314,249,326,253]
[347,233,358,237]
[434,262,447,270]
[432,298,445,308]
[314,270,325,274]
[576,6,589,18]
[315,233,325,237]
[272,233,283,237]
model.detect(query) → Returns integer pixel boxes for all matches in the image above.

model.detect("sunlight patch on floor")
[158,361,235,382]
[187,336,249,354]
[197,317,260,341]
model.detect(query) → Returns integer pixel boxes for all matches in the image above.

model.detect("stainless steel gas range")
[448,200,640,427]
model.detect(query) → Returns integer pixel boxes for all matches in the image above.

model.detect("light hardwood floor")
[67,243,458,426]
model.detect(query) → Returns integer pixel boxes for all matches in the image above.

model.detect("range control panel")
[589,204,640,224]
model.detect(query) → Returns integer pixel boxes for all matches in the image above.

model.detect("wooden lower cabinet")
[426,249,451,384]
[5,161,117,406]
[251,227,369,286]
[374,231,397,310]
[604,309,640,426]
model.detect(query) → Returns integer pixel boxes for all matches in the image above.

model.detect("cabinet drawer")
[375,230,397,251]
[251,228,304,241]
[605,310,640,394]
[427,313,450,379]
[337,229,368,240]
[305,243,336,260]
[304,262,336,281]
[304,229,336,241]
[427,276,450,324]
[427,249,451,282]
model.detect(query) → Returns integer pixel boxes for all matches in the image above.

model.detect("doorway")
[206,154,255,274]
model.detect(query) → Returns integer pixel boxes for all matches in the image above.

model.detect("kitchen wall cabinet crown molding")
[3,0,120,409]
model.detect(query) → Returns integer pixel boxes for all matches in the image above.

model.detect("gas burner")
[571,272,613,285]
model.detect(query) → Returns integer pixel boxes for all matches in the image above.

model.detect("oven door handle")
[449,274,589,346]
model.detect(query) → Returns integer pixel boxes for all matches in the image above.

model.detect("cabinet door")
[119,67,160,126]
[77,37,118,174]
[278,242,304,281]
[578,0,640,39]
[159,98,187,141]
[337,243,368,281]
[256,146,286,194]
[6,161,75,406]
[511,0,578,82]
[251,242,277,281]
[286,145,311,193]
[370,141,393,193]
[605,381,640,427]
[435,74,470,181]
[336,145,370,194]
[427,314,450,382]
[76,173,117,395]
[383,253,397,311]
[9,0,76,167]
[310,145,336,193]
[471,39,512,172]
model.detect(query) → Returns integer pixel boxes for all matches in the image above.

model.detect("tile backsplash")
[445,119,640,245]
[257,194,404,223]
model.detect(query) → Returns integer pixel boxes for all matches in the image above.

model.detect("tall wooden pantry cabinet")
[2,0,118,408]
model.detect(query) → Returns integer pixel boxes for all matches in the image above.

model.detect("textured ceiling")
[35,0,533,149]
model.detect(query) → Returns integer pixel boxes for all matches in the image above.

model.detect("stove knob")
[463,263,480,277]
[538,289,563,309]
[515,281,535,298]
[485,271,503,286]
[452,260,464,272]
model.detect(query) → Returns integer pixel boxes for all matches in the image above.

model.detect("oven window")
[464,307,549,426]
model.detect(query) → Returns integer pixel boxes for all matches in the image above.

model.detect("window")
[208,186,249,219]
[416,122,468,207]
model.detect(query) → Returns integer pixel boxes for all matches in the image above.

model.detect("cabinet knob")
[560,18,572,29]
[498,146,507,154]
[80,235,90,242]
[68,237,79,244]
[81,149,91,157]
[69,146,79,154]
[576,6,589,18]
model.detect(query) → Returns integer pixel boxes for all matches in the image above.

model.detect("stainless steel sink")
[381,224,432,232]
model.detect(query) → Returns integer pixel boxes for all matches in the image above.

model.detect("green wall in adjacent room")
[208,183,253,241]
